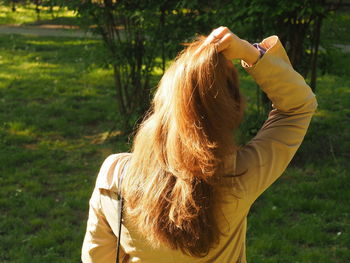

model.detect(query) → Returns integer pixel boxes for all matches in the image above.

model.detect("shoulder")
[95,153,132,192]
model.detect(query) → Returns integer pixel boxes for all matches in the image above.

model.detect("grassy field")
[0,34,124,262]
[0,5,349,263]
[0,4,76,25]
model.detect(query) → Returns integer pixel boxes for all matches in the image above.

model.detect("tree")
[59,0,342,130]
[64,0,222,130]
[216,0,341,91]
[68,1,169,130]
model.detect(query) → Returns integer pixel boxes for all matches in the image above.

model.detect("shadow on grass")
[0,34,129,262]
[24,16,81,27]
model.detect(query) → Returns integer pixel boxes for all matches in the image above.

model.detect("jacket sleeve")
[81,187,117,263]
[234,36,317,203]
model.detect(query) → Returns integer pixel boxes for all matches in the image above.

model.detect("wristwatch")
[252,43,267,58]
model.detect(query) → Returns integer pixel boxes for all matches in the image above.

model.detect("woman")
[82,27,317,263]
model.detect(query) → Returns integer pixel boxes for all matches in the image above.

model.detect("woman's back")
[82,31,317,263]
[95,152,249,263]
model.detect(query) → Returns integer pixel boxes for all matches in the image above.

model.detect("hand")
[206,26,260,65]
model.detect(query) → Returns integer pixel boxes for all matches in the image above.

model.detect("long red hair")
[123,36,244,257]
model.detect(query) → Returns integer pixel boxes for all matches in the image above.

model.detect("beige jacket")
[82,36,317,263]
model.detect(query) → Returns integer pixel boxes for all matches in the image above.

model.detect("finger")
[217,32,233,53]
[204,33,217,45]
[213,26,230,40]
[205,26,230,45]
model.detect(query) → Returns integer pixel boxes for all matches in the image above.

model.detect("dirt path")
[0,24,96,38]
[1,24,349,53]
[333,44,350,53]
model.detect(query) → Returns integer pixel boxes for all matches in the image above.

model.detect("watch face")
[253,43,267,57]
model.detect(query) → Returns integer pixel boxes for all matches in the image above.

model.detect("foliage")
[66,0,340,127]
[62,0,229,130]
[0,4,75,24]
[218,0,331,69]
[3,0,338,126]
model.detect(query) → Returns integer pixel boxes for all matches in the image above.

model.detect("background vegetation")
[0,1,349,262]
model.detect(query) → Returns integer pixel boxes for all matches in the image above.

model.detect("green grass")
[0,11,349,263]
[246,162,349,262]
[0,34,130,262]
[0,4,76,25]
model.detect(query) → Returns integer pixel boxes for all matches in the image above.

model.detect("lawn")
[0,6,349,263]
[0,4,76,25]
[0,34,129,262]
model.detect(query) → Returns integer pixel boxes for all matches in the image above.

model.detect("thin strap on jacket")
[116,160,128,263]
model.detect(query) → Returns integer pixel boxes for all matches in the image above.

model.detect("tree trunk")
[160,9,166,74]
[12,1,16,12]
[113,65,127,116]
[50,4,54,19]
[288,22,307,73]
[310,15,323,92]
[35,2,41,21]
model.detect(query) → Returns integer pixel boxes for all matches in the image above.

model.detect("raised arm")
[209,27,317,203]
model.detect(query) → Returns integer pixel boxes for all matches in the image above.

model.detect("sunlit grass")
[0,33,127,262]
[0,4,75,25]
